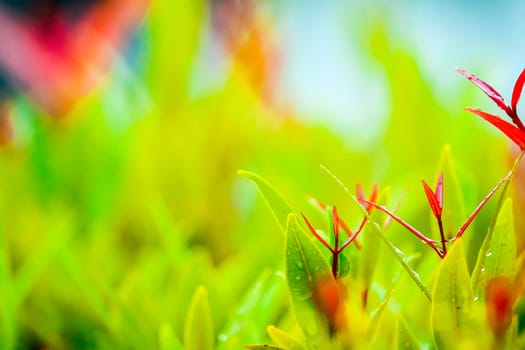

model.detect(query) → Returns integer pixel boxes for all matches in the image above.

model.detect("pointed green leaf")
[159,324,184,350]
[472,152,524,291]
[217,270,287,350]
[243,345,284,350]
[238,171,294,233]
[184,286,214,350]
[473,199,516,296]
[432,240,473,349]
[285,214,333,348]
[267,325,305,350]
[396,316,422,350]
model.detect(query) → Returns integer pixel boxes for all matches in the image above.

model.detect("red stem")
[436,216,447,256]
[301,213,335,253]
[361,200,443,258]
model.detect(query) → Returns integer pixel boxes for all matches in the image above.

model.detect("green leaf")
[396,316,422,350]
[267,325,305,350]
[471,152,524,292]
[217,270,287,350]
[184,286,214,350]
[473,198,516,296]
[0,231,15,350]
[238,171,294,234]
[243,345,284,350]
[432,240,473,349]
[159,324,184,350]
[285,214,333,348]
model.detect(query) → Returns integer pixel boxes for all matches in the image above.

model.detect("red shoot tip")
[456,68,510,115]
[512,68,525,113]
[435,173,444,211]
[465,108,525,150]
[332,206,340,243]
[422,178,442,219]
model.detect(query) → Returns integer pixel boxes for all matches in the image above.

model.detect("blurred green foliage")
[0,1,521,349]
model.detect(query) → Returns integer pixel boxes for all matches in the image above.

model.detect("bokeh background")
[0,0,523,348]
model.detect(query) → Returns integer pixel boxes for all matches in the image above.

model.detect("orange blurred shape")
[313,276,347,334]
[0,0,148,116]
[485,276,514,338]
[212,0,283,111]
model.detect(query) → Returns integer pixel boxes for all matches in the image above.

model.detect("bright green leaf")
[285,214,333,349]
[472,154,524,292]
[267,325,305,350]
[432,240,473,349]
[184,286,214,350]
[473,198,516,295]
[217,270,287,350]
[238,171,294,234]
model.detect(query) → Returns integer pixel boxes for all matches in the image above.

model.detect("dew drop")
[485,251,493,257]
[218,334,228,342]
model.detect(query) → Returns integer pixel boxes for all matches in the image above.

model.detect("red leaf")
[422,180,442,218]
[435,173,444,212]
[465,108,525,149]
[512,68,525,112]
[456,68,510,114]
[332,206,340,245]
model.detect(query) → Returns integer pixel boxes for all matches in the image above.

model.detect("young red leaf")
[457,68,510,114]
[422,180,442,219]
[332,206,340,248]
[465,108,525,149]
[435,173,444,212]
[512,68,525,113]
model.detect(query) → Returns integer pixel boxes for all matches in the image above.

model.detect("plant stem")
[437,217,447,256]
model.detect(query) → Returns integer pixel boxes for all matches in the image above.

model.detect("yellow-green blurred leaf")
[431,240,473,349]
[184,286,214,350]
[267,325,304,350]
